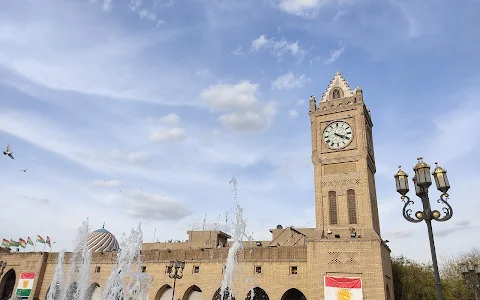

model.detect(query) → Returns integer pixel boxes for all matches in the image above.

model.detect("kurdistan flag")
[324,276,363,300]
[15,272,35,297]
[1,239,9,247]
[27,237,34,246]
[19,238,27,248]
[37,235,45,244]
[10,239,19,247]
[46,236,51,247]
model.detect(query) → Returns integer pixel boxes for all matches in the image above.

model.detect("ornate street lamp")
[394,158,453,300]
[460,262,480,300]
[168,260,185,300]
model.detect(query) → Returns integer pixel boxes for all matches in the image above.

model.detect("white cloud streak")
[251,35,306,59]
[272,72,310,90]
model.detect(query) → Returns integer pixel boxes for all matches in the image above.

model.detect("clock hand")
[334,133,347,139]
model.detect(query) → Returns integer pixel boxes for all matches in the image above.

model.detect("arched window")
[329,191,338,225]
[347,189,357,224]
[332,89,341,99]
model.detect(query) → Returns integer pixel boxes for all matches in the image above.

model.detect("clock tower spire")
[307,72,394,300]
[309,71,380,237]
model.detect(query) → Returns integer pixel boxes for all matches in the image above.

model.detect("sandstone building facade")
[0,72,394,300]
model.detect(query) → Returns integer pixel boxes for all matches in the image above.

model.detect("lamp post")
[168,260,185,300]
[394,157,453,300]
[460,262,480,300]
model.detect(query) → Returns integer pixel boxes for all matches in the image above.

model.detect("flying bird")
[3,145,14,159]
[21,169,27,172]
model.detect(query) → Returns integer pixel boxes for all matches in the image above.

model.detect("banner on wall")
[324,275,363,300]
[15,272,35,297]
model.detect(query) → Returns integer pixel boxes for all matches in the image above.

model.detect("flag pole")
[43,243,46,252]
[33,240,37,252]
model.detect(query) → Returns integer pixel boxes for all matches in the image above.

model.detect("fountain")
[45,178,249,300]
[46,221,152,299]
[219,177,250,300]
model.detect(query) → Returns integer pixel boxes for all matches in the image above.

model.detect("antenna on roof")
[215,214,220,231]
[102,222,105,229]
[225,212,228,233]
[202,214,207,231]
[153,228,156,243]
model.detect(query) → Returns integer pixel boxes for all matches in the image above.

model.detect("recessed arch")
[86,282,101,300]
[213,287,235,300]
[330,88,344,100]
[281,288,306,300]
[0,269,16,300]
[182,285,204,300]
[155,284,173,300]
[328,191,338,225]
[246,287,269,300]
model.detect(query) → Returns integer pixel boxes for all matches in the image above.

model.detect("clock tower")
[307,72,394,300]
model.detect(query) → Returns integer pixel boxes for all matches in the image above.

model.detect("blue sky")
[0,0,479,263]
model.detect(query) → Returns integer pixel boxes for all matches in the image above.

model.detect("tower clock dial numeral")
[322,121,353,150]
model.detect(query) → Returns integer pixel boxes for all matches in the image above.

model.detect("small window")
[95,266,101,273]
[222,265,226,274]
[347,189,357,224]
[166,266,172,274]
[329,191,338,225]
[193,266,200,273]
[255,266,262,274]
[290,266,298,275]
[332,89,341,99]
[141,266,146,273]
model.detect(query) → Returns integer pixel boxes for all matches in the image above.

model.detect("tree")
[392,248,480,300]
[392,256,436,299]
[440,248,480,300]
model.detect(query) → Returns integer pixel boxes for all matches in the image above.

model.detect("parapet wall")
[1,246,308,267]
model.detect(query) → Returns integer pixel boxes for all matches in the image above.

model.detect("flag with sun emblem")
[324,276,363,300]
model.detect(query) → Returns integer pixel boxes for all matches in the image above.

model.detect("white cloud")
[232,46,244,56]
[389,0,420,38]
[149,127,185,142]
[218,102,277,132]
[251,35,306,58]
[288,109,299,118]
[126,151,151,164]
[323,46,345,64]
[159,113,181,126]
[272,72,310,90]
[195,68,212,77]
[200,81,277,132]
[275,0,330,19]
[91,180,122,187]
[296,99,305,106]
[0,2,199,106]
[333,10,348,21]
[125,191,192,220]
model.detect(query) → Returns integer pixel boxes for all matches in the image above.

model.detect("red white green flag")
[46,236,51,247]
[36,235,45,244]
[10,239,19,247]
[19,238,27,248]
[15,272,35,297]
[1,239,9,247]
[324,276,363,300]
[27,237,34,246]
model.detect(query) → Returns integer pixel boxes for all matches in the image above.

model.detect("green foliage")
[392,256,436,299]
[392,248,480,300]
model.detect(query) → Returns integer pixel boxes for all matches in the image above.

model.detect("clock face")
[323,121,353,150]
